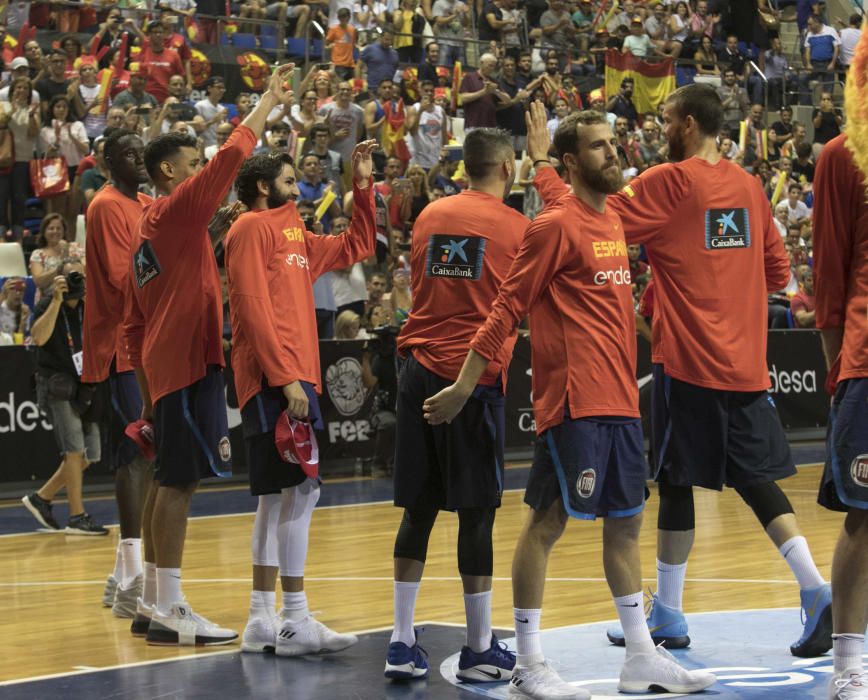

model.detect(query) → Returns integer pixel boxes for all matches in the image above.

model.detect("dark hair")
[552,110,609,160]
[795,141,812,159]
[462,128,513,179]
[36,213,67,248]
[788,182,802,192]
[338,7,351,17]
[850,12,862,25]
[45,94,72,126]
[310,123,331,138]
[205,76,225,89]
[300,153,320,167]
[296,199,316,212]
[49,48,66,60]
[808,13,822,23]
[781,105,793,114]
[104,128,137,170]
[236,152,294,208]
[144,131,198,180]
[664,83,723,137]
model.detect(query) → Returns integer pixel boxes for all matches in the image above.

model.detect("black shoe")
[21,493,60,530]
[65,512,108,536]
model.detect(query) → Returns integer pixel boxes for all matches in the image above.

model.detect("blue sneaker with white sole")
[606,593,690,649]
[456,635,515,683]
[791,583,833,658]
[384,632,429,680]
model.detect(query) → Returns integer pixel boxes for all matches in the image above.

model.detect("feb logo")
[190,48,212,89]
[237,52,270,92]
[576,468,596,499]
[851,455,868,487]
[325,357,366,417]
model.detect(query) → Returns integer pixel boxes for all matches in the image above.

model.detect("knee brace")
[457,507,496,577]
[277,480,321,577]
[251,493,282,567]
[393,505,439,563]
[657,480,696,532]
[735,481,794,529]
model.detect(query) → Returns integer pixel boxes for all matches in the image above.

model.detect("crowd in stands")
[0,0,862,349]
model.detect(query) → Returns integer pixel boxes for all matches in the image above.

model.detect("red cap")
[124,419,156,460]
[274,412,320,479]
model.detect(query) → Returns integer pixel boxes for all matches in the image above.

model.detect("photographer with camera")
[361,304,400,475]
[22,262,108,535]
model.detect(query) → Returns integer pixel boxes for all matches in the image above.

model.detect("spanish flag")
[604,49,675,114]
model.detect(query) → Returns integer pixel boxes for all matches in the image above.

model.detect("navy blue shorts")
[651,364,795,490]
[241,380,323,496]
[107,368,147,470]
[153,365,232,487]
[819,378,868,512]
[525,416,648,520]
[393,354,505,511]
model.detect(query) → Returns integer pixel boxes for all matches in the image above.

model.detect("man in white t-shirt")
[194,76,228,148]
[838,13,862,68]
[786,183,810,224]
[407,82,445,170]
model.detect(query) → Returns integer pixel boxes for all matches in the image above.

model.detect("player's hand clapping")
[351,139,379,186]
[526,100,553,165]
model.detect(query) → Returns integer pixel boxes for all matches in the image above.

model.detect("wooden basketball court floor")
[0,450,845,692]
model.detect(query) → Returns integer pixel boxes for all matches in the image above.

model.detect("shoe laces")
[489,639,514,662]
[836,670,868,697]
[643,587,657,617]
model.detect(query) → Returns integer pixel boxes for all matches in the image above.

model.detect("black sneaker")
[65,512,108,536]
[21,493,60,530]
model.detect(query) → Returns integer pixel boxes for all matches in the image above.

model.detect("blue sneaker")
[456,635,515,683]
[606,593,690,649]
[790,583,833,658]
[384,634,429,680]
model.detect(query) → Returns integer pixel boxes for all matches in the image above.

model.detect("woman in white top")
[0,76,39,240]
[72,61,108,140]
[352,0,388,43]
[666,1,690,58]
[39,94,89,239]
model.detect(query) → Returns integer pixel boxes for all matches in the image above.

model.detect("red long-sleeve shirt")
[535,157,791,392]
[397,190,529,387]
[122,125,257,404]
[813,134,868,384]
[225,182,376,410]
[470,194,639,435]
[82,185,152,383]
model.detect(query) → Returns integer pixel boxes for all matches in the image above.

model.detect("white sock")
[614,592,655,655]
[833,634,865,674]
[112,540,123,580]
[464,591,492,653]
[120,538,143,588]
[156,567,183,615]
[390,581,420,646]
[143,562,157,607]
[281,590,309,622]
[514,608,543,667]
[779,536,825,590]
[656,560,687,611]
[249,590,276,620]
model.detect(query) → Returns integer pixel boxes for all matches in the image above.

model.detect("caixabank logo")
[705,208,750,250]
[425,234,486,280]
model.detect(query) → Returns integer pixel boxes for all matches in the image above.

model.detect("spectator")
[606,77,638,129]
[786,183,810,223]
[742,103,766,167]
[686,0,719,51]
[623,17,654,57]
[329,215,369,317]
[754,157,773,197]
[540,0,575,62]
[781,120,808,159]
[0,57,40,105]
[204,122,234,160]
[59,35,83,79]
[615,115,643,172]
[547,97,570,139]
[155,10,194,89]
[138,20,185,104]
[404,163,431,228]
[791,141,815,185]
[789,264,815,328]
[367,272,387,309]
[72,60,107,141]
[23,40,43,81]
[26,262,107,535]
[539,53,564,106]
[352,0,388,44]
[327,8,358,80]
[407,82,445,170]
[392,0,427,64]
[803,13,840,92]
[307,122,345,186]
[811,92,843,154]
[80,138,110,206]
[431,0,469,65]
[0,277,30,339]
[36,49,71,120]
[0,78,39,240]
[694,35,720,76]
[764,36,795,110]
[637,116,663,163]
[385,267,411,324]
[665,0,690,59]
[335,309,368,339]
[645,4,668,46]
[89,9,140,68]
[29,214,85,294]
[230,92,252,128]
[497,55,534,155]
[298,154,341,231]
[195,76,228,148]
[427,148,463,195]
[360,29,399,92]
[458,53,508,130]
[112,70,159,121]
[318,81,365,189]
[39,95,89,236]
[773,200,790,236]
[717,67,749,134]
[164,74,200,122]
[838,13,862,70]
[479,0,512,43]
[718,33,748,79]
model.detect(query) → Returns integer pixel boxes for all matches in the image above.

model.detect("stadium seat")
[675,65,696,86]
[286,37,306,56]
[0,242,27,278]
[219,33,231,45]
[260,34,278,50]
[232,33,258,49]
[260,24,277,38]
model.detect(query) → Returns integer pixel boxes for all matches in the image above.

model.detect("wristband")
[533,159,550,167]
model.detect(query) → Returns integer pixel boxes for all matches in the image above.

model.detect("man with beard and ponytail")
[225,140,378,656]
[81,128,154,621]
[383,128,528,684]
[532,85,831,660]
[423,110,716,699]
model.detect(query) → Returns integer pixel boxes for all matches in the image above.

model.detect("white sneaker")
[619,646,717,694]
[275,615,358,656]
[131,598,154,637]
[146,602,238,646]
[112,575,143,619]
[830,669,868,699]
[241,614,280,653]
[102,574,118,607]
[509,662,591,699]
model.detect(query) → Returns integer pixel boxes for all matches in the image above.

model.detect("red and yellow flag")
[604,49,675,114]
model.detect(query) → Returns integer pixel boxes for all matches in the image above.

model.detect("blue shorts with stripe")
[393,354,505,511]
[524,416,648,520]
[153,365,232,486]
[240,380,322,496]
[106,367,146,470]
[819,378,868,512]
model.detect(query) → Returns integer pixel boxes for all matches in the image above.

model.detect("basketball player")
[226,142,377,655]
[813,133,868,699]
[531,88,831,657]
[122,63,295,646]
[81,128,153,619]
[424,111,716,699]
[384,129,528,682]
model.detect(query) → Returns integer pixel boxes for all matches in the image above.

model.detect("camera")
[64,270,85,300]
[366,324,401,357]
